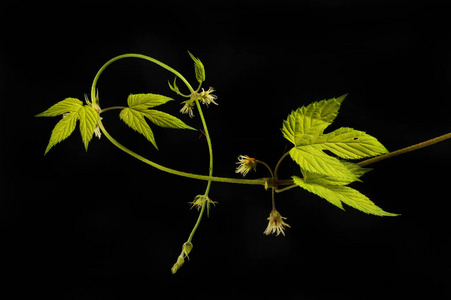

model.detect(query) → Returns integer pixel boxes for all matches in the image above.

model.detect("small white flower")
[199,87,218,106]
[263,210,291,236]
[180,100,195,118]
[94,126,102,139]
[235,155,257,177]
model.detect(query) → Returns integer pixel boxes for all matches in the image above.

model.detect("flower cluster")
[199,87,218,106]
[263,209,291,236]
[235,155,257,177]
[180,87,218,118]
[189,194,217,211]
[180,99,196,118]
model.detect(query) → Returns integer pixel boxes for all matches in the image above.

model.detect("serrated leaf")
[289,147,358,181]
[142,110,196,130]
[120,93,195,149]
[78,105,98,151]
[38,97,100,154]
[282,95,387,180]
[44,112,78,155]
[281,96,346,145]
[119,107,157,149]
[292,175,345,210]
[127,93,173,109]
[303,161,371,186]
[292,176,399,216]
[35,98,82,117]
[315,127,389,159]
[188,51,206,83]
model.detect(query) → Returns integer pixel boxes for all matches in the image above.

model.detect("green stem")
[274,131,451,189]
[185,90,214,248]
[100,106,127,114]
[98,120,265,185]
[271,188,276,210]
[90,53,195,107]
[274,151,291,182]
[357,131,451,167]
[194,99,214,194]
[256,160,274,178]
[90,53,265,186]
[188,201,206,243]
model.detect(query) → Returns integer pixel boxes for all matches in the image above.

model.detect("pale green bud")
[183,242,193,258]
[171,255,185,274]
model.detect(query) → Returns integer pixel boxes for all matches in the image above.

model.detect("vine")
[36,52,451,273]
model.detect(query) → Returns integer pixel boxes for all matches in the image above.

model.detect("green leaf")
[292,175,345,210]
[142,110,196,130]
[302,161,371,186]
[188,51,206,83]
[44,111,78,155]
[37,98,99,154]
[127,93,173,109]
[120,93,195,149]
[292,175,399,217]
[315,127,389,159]
[281,95,346,145]
[281,95,388,180]
[289,147,358,181]
[78,105,98,151]
[35,98,83,117]
[119,107,158,149]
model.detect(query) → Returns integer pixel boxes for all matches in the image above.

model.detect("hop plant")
[36,51,451,273]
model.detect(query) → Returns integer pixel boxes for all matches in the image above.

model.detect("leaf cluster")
[281,95,398,216]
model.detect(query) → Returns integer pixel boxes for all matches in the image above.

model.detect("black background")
[1,1,450,299]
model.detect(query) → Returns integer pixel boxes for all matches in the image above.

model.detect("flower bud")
[171,255,185,274]
[183,242,193,258]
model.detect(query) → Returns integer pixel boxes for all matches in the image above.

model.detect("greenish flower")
[199,87,218,106]
[263,210,291,236]
[235,155,257,177]
[180,99,195,118]
[189,195,217,211]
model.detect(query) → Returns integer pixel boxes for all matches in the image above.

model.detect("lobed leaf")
[142,110,196,130]
[292,175,399,216]
[289,147,358,181]
[315,127,389,159]
[120,93,195,149]
[35,98,83,117]
[282,95,387,180]
[44,112,78,155]
[281,95,346,146]
[78,105,98,151]
[38,97,100,154]
[302,161,371,186]
[119,107,158,149]
[127,93,173,109]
